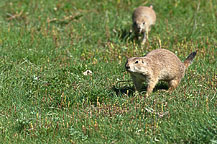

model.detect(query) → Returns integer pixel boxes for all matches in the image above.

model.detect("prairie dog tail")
[184,51,197,68]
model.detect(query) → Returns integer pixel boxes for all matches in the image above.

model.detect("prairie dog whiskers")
[132,5,156,45]
[125,49,197,96]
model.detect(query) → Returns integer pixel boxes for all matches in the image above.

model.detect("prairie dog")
[125,49,197,96]
[132,5,156,45]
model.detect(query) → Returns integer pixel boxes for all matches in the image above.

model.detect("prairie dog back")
[145,49,185,80]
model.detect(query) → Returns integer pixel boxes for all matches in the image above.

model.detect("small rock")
[83,70,92,76]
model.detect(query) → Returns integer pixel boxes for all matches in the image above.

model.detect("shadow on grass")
[112,82,169,97]
[112,86,135,97]
[116,28,139,43]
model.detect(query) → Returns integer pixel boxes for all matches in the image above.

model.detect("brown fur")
[125,49,197,96]
[132,5,156,44]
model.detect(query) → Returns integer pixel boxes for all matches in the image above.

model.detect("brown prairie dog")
[125,49,197,96]
[132,5,156,45]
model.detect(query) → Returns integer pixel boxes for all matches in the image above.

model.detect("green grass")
[0,0,216,143]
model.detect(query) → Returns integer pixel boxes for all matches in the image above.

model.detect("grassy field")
[0,0,216,143]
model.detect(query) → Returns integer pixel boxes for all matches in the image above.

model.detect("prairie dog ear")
[141,59,148,66]
[141,58,149,66]
[150,5,153,9]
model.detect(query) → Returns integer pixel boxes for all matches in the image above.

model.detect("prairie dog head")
[133,18,149,33]
[125,57,150,75]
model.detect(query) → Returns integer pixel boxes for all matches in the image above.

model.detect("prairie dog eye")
[143,22,145,25]
[135,61,139,64]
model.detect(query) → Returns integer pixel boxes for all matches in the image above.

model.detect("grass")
[0,0,216,143]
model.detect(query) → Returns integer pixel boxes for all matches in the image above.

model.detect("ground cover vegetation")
[0,0,216,143]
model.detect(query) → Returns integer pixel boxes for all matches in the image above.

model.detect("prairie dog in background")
[132,5,156,45]
[125,49,197,96]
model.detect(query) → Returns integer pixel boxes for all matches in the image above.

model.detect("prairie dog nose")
[125,63,130,70]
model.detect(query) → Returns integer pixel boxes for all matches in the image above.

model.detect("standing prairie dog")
[132,5,156,45]
[125,49,197,96]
